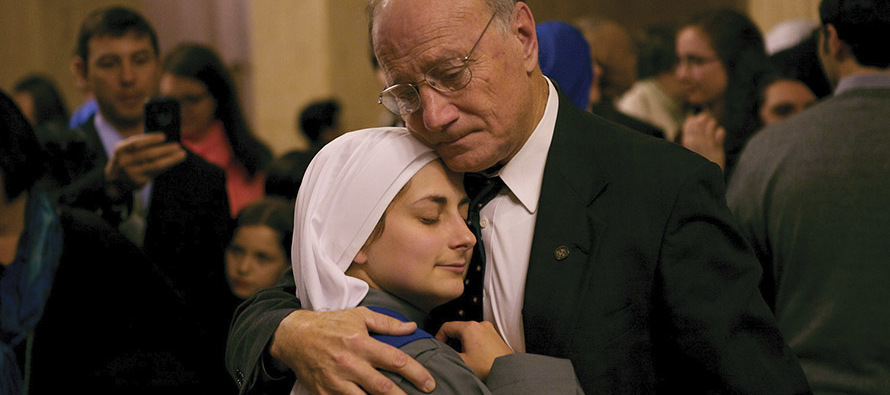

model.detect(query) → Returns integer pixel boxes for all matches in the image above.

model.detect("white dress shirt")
[482,78,559,352]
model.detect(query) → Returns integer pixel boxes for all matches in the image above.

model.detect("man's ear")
[825,24,847,61]
[512,1,539,74]
[71,57,88,90]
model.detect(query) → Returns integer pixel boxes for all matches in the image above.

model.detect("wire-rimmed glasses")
[377,12,498,116]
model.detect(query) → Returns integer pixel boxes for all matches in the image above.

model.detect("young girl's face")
[226,225,290,299]
[354,160,475,312]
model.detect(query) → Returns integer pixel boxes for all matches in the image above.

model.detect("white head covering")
[293,127,438,312]
[765,19,819,55]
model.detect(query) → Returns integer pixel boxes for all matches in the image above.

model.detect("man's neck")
[99,111,143,138]
[837,59,890,81]
[115,123,144,138]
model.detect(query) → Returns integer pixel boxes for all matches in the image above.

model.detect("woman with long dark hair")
[161,43,272,216]
[675,8,772,179]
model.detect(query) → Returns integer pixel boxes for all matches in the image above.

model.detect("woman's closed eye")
[419,215,441,225]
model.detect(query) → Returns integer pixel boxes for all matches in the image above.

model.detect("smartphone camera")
[144,97,181,141]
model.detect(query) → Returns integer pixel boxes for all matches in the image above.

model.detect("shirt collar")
[497,77,558,214]
[834,73,890,95]
[94,112,126,160]
[361,288,428,327]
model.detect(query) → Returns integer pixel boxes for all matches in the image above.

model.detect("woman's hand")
[680,111,727,170]
[436,321,513,380]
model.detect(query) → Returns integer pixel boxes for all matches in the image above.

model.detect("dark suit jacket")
[226,90,810,394]
[26,206,203,394]
[56,116,236,393]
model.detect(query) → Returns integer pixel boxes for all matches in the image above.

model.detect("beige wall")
[749,0,821,34]
[248,0,383,155]
[1,0,140,113]
[249,0,331,153]
[1,0,827,155]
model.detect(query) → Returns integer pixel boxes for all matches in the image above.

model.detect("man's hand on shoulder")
[270,307,436,395]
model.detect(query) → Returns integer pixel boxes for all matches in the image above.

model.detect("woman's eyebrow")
[413,194,447,206]
[412,194,470,207]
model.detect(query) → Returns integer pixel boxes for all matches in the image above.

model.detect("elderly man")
[727,0,890,392]
[227,1,811,394]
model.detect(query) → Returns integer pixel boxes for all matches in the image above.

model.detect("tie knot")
[464,173,504,209]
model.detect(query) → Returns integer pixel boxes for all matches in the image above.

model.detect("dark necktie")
[429,172,504,328]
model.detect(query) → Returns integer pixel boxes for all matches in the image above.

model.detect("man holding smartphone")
[55,6,235,393]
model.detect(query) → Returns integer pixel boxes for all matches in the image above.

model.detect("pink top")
[182,121,265,216]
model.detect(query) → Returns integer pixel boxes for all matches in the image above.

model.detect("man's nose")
[418,85,459,133]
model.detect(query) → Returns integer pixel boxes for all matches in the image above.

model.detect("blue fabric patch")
[367,306,433,348]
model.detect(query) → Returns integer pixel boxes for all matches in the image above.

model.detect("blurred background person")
[770,29,834,100]
[58,8,234,392]
[727,0,890,391]
[12,74,89,193]
[575,15,665,138]
[263,98,343,202]
[12,74,69,130]
[161,42,273,217]
[617,25,687,142]
[536,20,592,111]
[263,152,311,203]
[675,8,772,179]
[225,196,294,303]
[0,89,204,393]
[298,98,342,152]
[756,73,817,127]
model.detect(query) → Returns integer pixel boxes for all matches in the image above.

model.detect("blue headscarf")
[537,21,593,110]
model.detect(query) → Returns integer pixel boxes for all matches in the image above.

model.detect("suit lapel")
[523,92,609,354]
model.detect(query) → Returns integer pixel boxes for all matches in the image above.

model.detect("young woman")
[291,128,582,394]
[161,43,272,216]
[675,8,772,179]
[225,197,294,301]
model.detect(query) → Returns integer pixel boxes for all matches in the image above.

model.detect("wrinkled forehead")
[371,0,487,79]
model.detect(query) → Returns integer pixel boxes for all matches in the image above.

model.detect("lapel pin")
[554,245,570,261]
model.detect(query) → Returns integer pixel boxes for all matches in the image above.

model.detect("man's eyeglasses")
[377,12,498,116]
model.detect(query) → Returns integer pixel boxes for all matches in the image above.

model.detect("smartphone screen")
[144,97,181,141]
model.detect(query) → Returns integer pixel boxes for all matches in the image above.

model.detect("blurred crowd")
[2,0,889,393]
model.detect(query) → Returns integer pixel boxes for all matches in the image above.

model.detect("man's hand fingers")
[358,335,433,394]
[359,307,418,336]
[118,142,186,177]
[271,309,433,395]
[357,308,434,393]
[115,132,167,153]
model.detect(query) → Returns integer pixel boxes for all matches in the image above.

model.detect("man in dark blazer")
[727,0,890,392]
[226,1,810,393]
[55,6,234,393]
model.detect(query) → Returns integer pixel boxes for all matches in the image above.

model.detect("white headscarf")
[293,127,438,312]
